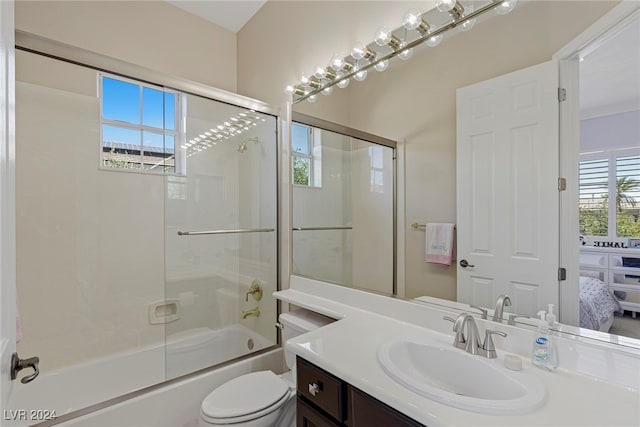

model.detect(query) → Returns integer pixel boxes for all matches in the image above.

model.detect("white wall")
[580,110,640,152]
[238,0,619,301]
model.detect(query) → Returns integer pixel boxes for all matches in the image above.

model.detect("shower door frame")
[10,30,284,423]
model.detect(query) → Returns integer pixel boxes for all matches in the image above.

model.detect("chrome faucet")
[492,294,512,322]
[242,307,261,319]
[443,313,507,358]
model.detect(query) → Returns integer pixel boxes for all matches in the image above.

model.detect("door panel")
[457,61,559,317]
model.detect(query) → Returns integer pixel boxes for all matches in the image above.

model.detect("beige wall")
[15,0,237,92]
[238,1,619,300]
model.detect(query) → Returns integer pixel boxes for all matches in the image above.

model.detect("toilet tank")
[279,309,334,369]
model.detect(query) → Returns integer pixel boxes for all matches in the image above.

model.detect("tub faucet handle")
[245,280,263,302]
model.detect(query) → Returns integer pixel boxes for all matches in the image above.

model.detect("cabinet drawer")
[297,398,341,427]
[297,357,346,422]
[349,386,424,427]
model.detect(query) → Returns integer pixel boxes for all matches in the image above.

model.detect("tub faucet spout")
[242,307,261,319]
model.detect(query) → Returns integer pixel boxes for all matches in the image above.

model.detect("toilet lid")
[201,371,291,419]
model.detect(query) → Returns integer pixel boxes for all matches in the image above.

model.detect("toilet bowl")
[199,309,333,427]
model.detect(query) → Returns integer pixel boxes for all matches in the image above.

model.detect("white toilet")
[199,309,333,426]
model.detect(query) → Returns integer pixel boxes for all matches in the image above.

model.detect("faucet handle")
[482,330,507,358]
[470,305,488,319]
[508,314,529,326]
[443,316,466,347]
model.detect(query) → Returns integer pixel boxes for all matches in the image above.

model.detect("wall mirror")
[289,0,640,349]
[291,113,397,296]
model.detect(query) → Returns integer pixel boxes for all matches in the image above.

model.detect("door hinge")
[558,268,567,281]
[558,177,567,191]
[558,88,566,102]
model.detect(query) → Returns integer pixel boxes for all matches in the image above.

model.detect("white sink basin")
[378,336,546,414]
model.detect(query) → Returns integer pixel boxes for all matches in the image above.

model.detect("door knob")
[10,352,39,384]
[460,259,475,268]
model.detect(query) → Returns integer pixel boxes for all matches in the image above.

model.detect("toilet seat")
[201,371,293,425]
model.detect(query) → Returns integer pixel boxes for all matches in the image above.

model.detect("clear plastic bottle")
[532,310,558,371]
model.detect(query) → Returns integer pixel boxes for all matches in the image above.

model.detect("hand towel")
[425,223,456,266]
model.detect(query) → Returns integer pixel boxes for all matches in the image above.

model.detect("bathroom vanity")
[278,276,640,427]
[296,357,422,427]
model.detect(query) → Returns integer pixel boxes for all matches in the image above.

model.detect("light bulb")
[307,94,318,103]
[284,85,295,95]
[374,26,392,47]
[354,69,368,82]
[313,65,326,79]
[321,86,333,96]
[426,34,443,47]
[374,60,389,72]
[300,74,310,86]
[336,72,350,89]
[398,43,413,60]
[436,0,457,12]
[351,42,366,60]
[402,9,422,30]
[495,0,517,15]
[330,55,345,71]
[459,2,475,31]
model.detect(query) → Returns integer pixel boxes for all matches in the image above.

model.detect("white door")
[456,60,560,318]
[1,0,17,410]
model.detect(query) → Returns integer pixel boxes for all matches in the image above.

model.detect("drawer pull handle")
[308,381,323,396]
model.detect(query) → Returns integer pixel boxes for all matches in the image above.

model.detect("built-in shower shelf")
[149,299,180,324]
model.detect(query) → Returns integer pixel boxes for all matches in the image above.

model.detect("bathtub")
[7,324,276,426]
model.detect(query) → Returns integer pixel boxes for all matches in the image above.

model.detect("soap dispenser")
[532,310,558,371]
[546,304,557,328]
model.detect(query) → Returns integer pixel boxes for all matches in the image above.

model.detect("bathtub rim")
[25,346,282,427]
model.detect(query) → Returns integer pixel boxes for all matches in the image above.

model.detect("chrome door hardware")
[459,259,475,268]
[10,352,40,384]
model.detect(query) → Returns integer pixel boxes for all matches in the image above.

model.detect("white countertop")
[276,278,640,427]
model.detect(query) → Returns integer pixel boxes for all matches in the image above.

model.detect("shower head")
[237,137,259,154]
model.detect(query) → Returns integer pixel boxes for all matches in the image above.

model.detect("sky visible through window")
[102,76,175,149]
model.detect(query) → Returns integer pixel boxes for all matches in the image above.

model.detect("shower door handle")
[10,352,40,384]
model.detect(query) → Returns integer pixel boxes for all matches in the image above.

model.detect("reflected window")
[579,148,640,239]
[101,74,184,175]
[292,123,321,187]
[369,146,385,194]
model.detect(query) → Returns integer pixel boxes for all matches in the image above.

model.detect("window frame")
[99,73,185,176]
[292,122,321,188]
[579,146,640,239]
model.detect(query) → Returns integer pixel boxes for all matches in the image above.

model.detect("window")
[100,75,183,175]
[579,148,640,239]
[292,123,321,187]
[369,145,385,194]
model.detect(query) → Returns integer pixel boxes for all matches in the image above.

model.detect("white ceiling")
[166,0,267,33]
[580,16,640,120]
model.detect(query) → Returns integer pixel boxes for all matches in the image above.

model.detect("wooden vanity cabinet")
[296,356,425,427]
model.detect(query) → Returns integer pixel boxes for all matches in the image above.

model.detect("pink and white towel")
[425,223,456,266]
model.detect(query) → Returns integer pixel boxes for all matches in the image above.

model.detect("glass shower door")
[164,94,278,379]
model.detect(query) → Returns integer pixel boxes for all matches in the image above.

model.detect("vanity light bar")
[285,0,516,103]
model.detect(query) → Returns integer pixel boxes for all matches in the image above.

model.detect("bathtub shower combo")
[10,46,279,421]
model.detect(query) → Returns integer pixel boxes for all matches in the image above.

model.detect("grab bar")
[292,226,353,231]
[177,228,275,236]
